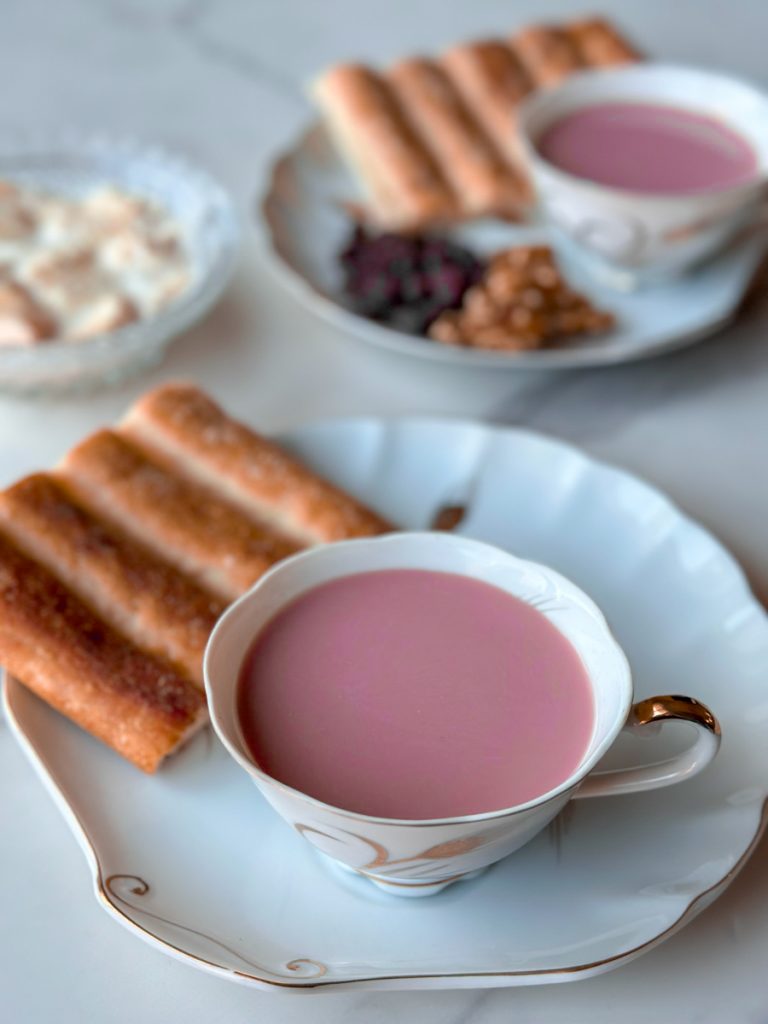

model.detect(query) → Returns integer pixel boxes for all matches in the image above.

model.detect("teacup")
[205,533,720,897]
[517,64,768,289]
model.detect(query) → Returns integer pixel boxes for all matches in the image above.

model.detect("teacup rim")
[204,532,633,828]
[517,62,768,205]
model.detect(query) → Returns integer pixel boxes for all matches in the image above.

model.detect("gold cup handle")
[574,695,721,800]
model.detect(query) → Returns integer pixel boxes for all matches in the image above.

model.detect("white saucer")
[260,124,767,370]
[5,418,768,991]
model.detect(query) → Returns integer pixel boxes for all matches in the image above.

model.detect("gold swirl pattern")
[286,959,328,978]
[70,798,768,986]
[104,874,328,981]
[5,666,765,988]
[417,837,485,859]
[107,874,149,896]
[88,801,768,986]
[294,823,348,849]
[293,824,487,880]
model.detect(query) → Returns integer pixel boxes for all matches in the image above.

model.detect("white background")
[1,1,768,1021]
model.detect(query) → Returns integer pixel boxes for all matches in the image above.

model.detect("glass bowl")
[0,133,240,395]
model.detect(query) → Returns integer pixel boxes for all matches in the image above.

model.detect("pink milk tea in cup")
[237,568,595,821]
[537,102,757,195]
[517,65,768,287]
[205,533,721,897]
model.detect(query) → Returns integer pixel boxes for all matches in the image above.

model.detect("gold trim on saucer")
[106,799,768,988]
[3,672,766,991]
[104,873,328,980]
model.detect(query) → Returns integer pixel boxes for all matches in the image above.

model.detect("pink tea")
[238,569,594,819]
[537,102,757,194]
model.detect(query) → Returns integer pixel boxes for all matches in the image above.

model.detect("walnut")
[429,246,614,350]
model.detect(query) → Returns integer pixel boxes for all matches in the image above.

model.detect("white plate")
[5,418,768,991]
[260,124,767,370]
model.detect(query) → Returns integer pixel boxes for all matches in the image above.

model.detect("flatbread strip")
[312,63,458,229]
[0,382,391,772]
[511,24,585,86]
[387,58,529,218]
[60,429,302,603]
[440,40,533,173]
[0,473,224,686]
[566,18,642,66]
[0,529,206,772]
[121,383,392,545]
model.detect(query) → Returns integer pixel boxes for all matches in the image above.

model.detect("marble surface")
[1,1,768,1020]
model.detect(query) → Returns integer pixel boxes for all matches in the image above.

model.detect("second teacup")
[517,64,768,288]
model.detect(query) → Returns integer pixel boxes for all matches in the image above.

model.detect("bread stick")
[566,18,641,66]
[0,529,206,773]
[387,58,528,218]
[511,25,585,86]
[121,383,392,545]
[60,429,301,602]
[440,41,533,170]
[312,63,458,229]
[0,474,224,686]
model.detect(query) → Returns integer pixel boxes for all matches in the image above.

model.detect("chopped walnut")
[429,246,614,350]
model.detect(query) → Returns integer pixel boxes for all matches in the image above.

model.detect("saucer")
[260,123,767,370]
[5,417,768,991]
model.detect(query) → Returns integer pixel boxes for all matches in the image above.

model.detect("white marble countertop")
[2,1,768,1020]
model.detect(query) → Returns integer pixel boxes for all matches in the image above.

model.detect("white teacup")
[205,533,720,897]
[517,64,768,289]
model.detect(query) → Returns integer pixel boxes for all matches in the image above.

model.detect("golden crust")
[566,18,642,66]
[0,529,206,773]
[59,429,302,602]
[121,383,392,545]
[387,58,528,219]
[0,384,394,772]
[510,25,585,86]
[440,41,533,170]
[0,474,224,686]
[312,63,459,229]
